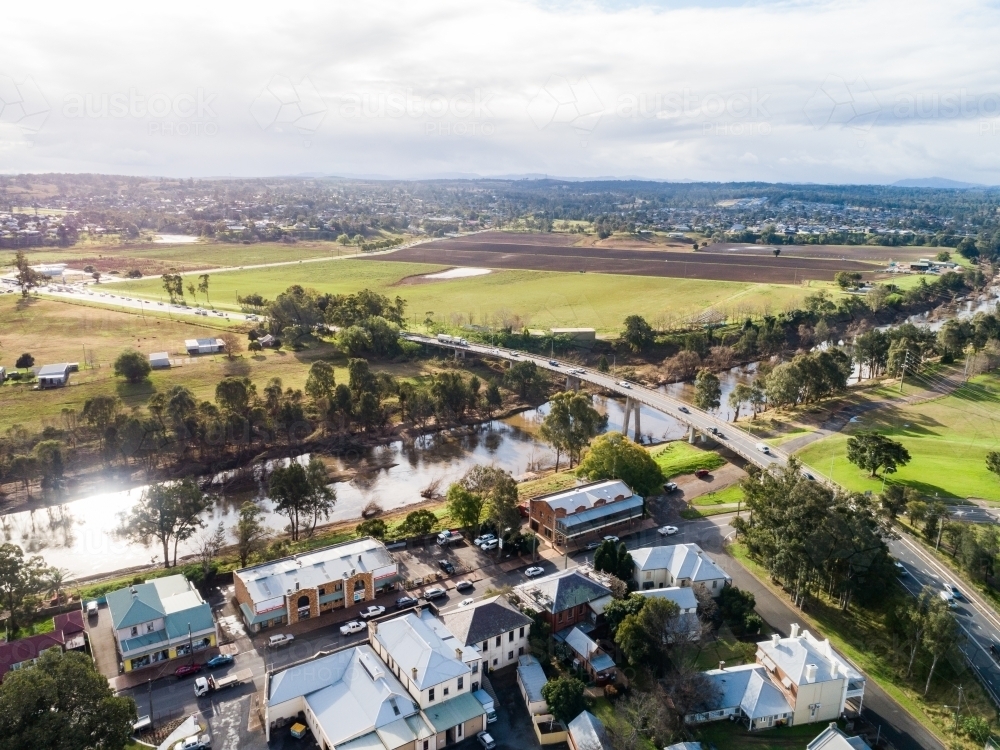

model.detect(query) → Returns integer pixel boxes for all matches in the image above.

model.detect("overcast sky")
[1,0,999,184]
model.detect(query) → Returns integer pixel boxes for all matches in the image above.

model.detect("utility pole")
[147,678,154,728]
[899,350,909,393]
[955,685,963,731]
[188,622,193,663]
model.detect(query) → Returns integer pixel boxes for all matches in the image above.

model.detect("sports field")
[110,259,815,333]
[796,373,1000,500]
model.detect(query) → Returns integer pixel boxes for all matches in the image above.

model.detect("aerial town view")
[2,3,1000,750]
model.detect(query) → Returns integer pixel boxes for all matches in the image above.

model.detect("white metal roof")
[756,629,861,687]
[533,479,636,514]
[374,612,472,690]
[631,544,730,583]
[637,586,699,612]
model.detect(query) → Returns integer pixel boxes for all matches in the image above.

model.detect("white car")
[340,620,367,636]
[755,442,771,455]
[173,734,211,750]
[267,633,294,648]
[618,381,631,388]
[603,535,620,544]
[525,566,545,578]
[658,525,679,536]
[480,539,499,551]
[359,605,385,619]
[477,732,496,750]
[473,534,496,546]
[459,598,475,607]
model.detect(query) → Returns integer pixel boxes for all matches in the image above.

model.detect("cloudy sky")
[1,0,999,184]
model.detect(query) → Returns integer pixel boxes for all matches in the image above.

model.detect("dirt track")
[374,232,882,284]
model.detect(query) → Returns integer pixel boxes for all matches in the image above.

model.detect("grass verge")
[651,441,726,479]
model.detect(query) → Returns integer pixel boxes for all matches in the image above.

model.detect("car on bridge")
[618,381,631,388]
[548,360,558,366]
[678,406,690,414]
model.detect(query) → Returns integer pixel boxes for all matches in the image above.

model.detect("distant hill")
[892,177,987,189]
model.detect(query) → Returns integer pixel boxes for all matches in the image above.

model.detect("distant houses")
[0,611,87,681]
[184,337,225,355]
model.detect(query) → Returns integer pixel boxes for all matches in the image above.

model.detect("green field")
[651,440,726,478]
[692,483,744,506]
[108,259,812,334]
[796,373,1000,500]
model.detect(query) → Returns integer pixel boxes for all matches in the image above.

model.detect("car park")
[438,559,456,574]
[525,566,545,577]
[206,653,234,669]
[422,587,447,600]
[267,633,295,648]
[455,580,474,591]
[396,595,419,609]
[174,663,203,678]
[340,620,367,636]
[359,605,386,619]
[658,525,679,536]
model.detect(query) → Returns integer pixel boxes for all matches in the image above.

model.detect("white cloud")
[0,0,997,182]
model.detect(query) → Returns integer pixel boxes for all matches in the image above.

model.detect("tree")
[616,597,682,668]
[15,353,34,372]
[268,458,335,541]
[0,543,48,634]
[483,382,503,418]
[602,592,646,636]
[540,677,586,723]
[446,483,485,531]
[622,315,655,352]
[577,431,664,497]
[196,522,226,579]
[594,540,634,581]
[505,360,544,399]
[231,501,270,568]
[356,518,388,540]
[220,332,242,360]
[117,480,210,568]
[597,355,610,373]
[539,391,606,470]
[161,273,183,303]
[13,250,40,298]
[33,440,64,489]
[0,650,136,750]
[112,350,151,384]
[197,273,210,305]
[305,360,337,402]
[987,451,1000,482]
[922,594,961,695]
[728,383,753,422]
[397,509,438,537]
[693,369,721,412]
[846,431,912,477]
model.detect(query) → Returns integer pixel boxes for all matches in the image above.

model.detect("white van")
[755,443,771,455]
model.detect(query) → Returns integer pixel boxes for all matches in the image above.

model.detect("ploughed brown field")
[373,232,882,284]
[706,242,933,262]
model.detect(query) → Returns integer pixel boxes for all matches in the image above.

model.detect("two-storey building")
[527,480,644,550]
[514,569,611,632]
[439,595,532,672]
[630,543,731,596]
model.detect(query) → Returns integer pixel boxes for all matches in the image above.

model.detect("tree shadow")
[223,358,251,377]
[14,296,37,311]
[115,379,157,406]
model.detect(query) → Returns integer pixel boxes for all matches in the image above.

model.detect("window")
[472,663,479,673]
[518,647,524,656]
[424,742,429,750]
[146,623,154,633]
[557,612,563,623]
[508,651,513,660]
[644,571,651,580]
[319,587,325,596]
[495,635,501,647]
[519,627,525,638]
[458,677,464,689]
[508,631,514,642]
[130,626,138,637]
[428,688,435,702]
[712,580,718,589]
[493,658,498,666]
[482,640,488,651]
[809,703,820,718]
[444,687,449,696]
[457,724,463,738]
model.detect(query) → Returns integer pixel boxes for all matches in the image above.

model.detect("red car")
[174,663,203,678]
[517,504,529,518]
[695,468,710,479]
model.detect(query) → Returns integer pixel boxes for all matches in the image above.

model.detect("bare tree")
[197,522,226,578]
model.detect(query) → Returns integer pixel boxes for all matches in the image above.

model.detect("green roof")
[106,585,165,629]
[422,692,485,733]
[106,575,214,637]
[120,629,168,653]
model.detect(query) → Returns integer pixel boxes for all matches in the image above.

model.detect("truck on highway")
[437,334,469,346]
[194,668,253,697]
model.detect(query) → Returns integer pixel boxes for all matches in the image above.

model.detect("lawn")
[651,441,726,479]
[692,484,744,507]
[110,258,813,334]
[693,720,849,749]
[795,373,1000,500]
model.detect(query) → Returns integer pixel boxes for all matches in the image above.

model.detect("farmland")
[796,372,1000,500]
[382,231,883,284]
[108,258,815,333]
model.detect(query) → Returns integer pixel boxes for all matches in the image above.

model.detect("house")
[563,627,616,683]
[630,544,731,597]
[369,611,487,746]
[516,654,549,715]
[234,537,399,631]
[807,723,871,750]
[0,611,87,681]
[184,337,225,355]
[439,595,532,672]
[258,334,277,348]
[514,569,611,630]
[265,644,434,748]
[528,479,644,550]
[756,624,866,727]
[36,363,72,388]
[105,574,217,672]
[685,624,865,731]
[637,587,701,642]
[567,711,609,750]
[149,352,171,369]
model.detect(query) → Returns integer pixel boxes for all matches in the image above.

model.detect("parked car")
[174,664,203,678]
[438,559,456,574]
[340,620,367,636]
[455,580,474,592]
[473,534,496,547]
[422,587,447,600]
[662,482,678,493]
[459,598,475,607]
[658,525,679,536]
[173,734,211,750]
[85,601,99,618]
[586,541,602,551]
[267,633,295,648]
[479,539,499,551]
[603,535,619,544]
[396,595,419,609]
[524,566,545,578]
[517,504,529,518]
[206,653,234,669]
[694,468,710,478]
[477,732,496,750]
[359,605,386,619]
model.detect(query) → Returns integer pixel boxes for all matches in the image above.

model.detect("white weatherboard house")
[630,543,731,596]
[37,363,72,388]
[184,337,225,355]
